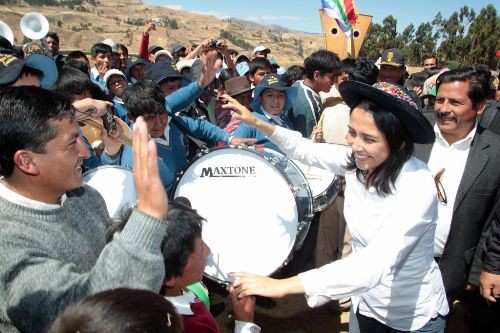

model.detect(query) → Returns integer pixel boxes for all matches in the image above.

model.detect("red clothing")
[182,298,220,333]
[138,33,150,61]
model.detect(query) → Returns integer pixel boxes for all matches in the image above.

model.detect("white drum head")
[83,166,136,220]
[174,148,299,282]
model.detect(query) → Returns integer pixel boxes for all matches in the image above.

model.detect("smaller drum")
[292,160,341,212]
[83,166,136,220]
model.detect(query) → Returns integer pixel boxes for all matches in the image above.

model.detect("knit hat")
[103,69,126,88]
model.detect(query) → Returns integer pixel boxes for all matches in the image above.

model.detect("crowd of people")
[0,17,499,333]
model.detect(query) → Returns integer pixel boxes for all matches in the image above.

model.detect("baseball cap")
[148,45,163,54]
[380,48,405,67]
[171,43,186,55]
[153,50,173,63]
[0,53,57,88]
[253,45,271,55]
[102,38,118,53]
[103,69,127,88]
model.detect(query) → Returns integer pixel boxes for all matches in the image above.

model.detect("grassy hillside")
[0,0,324,66]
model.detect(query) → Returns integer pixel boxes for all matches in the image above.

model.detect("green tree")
[464,4,499,68]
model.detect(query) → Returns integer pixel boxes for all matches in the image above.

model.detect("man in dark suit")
[46,32,65,71]
[414,68,500,331]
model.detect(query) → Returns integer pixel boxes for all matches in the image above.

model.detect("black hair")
[19,66,43,80]
[51,67,94,100]
[161,198,205,282]
[90,43,112,57]
[282,65,306,87]
[46,32,59,44]
[105,197,205,291]
[116,44,128,55]
[217,67,237,91]
[405,71,430,91]
[62,59,90,76]
[425,67,443,77]
[236,55,250,65]
[436,67,488,109]
[345,58,379,85]
[228,48,238,56]
[304,50,341,80]
[422,54,438,65]
[122,80,166,117]
[345,100,414,196]
[0,86,73,177]
[248,58,272,76]
[66,50,89,61]
[46,288,183,333]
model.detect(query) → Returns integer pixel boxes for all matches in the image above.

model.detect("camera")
[207,38,223,49]
[101,106,117,135]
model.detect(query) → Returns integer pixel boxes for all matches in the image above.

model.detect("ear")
[163,277,177,288]
[13,151,40,176]
[475,99,487,116]
[313,70,321,80]
[127,112,137,123]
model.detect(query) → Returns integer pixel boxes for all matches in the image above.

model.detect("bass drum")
[173,147,313,284]
[292,160,341,212]
[83,166,136,220]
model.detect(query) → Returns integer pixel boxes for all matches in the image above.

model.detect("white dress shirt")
[269,126,449,331]
[427,123,476,256]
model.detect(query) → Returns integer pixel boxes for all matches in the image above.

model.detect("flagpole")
[319,9,327,50]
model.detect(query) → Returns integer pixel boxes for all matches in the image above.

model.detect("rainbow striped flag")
[321,0,359,36]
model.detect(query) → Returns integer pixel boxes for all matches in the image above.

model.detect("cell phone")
[101,107,117,135]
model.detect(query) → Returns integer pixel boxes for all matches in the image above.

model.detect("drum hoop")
[82,165,134,177]
[312,175,341,212]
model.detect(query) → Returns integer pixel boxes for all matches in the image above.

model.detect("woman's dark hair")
[116,44,128,55]
[46,288,183,333]
[216,67,237,91]
[345,100,414,196]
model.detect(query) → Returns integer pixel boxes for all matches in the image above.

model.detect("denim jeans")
[349,307,446,333]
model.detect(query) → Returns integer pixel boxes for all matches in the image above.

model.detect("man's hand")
[144,21,156,35]
[101,116,124,157]
[72,98,113,121]
[479,271,500,302]
[198,46,221,88]
[133,117,168,220]
[228,284,256,323]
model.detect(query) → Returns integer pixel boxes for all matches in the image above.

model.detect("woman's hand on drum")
[133,117,168,220]
[221,94,276,137]
[229,137,257,146]
[228,284,256,323]
[228,272,305,299]
[101,116,123,158]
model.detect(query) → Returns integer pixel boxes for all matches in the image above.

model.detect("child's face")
[250,66,271,86]
[260,88,286,115]
[178,237,211,288]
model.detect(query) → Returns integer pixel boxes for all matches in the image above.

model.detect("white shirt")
[0,177,66,210]
[269,126,449,331]
[427,123,476,256]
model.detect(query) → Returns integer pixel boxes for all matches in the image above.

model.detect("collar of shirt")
[90,67,99,80]
[113,96,124,104]
[434,121,477,149]
[299,80,320,98]
[261,106,285,126]
[164,289,196,315]
[0,177,66,210]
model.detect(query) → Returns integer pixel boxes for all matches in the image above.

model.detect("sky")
[143,0,496,34]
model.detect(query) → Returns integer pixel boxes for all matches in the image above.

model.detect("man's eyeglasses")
[434,168,447,205]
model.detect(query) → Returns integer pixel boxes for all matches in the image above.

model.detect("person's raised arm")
[138,21,155,61]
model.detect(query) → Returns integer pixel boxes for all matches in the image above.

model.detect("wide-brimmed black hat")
[339,81,435,144]
[146,60,190,86]
[250,73,297,112]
